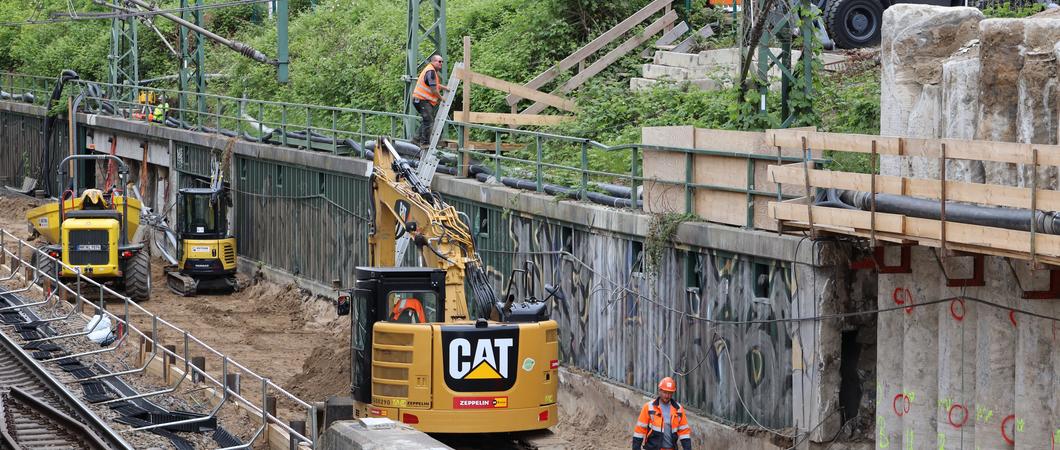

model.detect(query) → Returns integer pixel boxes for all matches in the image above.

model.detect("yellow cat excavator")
[337,138,559,434]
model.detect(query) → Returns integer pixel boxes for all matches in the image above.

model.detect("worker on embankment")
[632,377,692,450]
[411,54,449,149]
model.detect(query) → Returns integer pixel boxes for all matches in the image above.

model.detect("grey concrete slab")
[319,420,450,450]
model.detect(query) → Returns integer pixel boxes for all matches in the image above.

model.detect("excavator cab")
[166,187,238,295]
[347,267,445,404]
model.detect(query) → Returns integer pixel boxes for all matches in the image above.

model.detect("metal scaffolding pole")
[178,0,206,123]
[108,0,139,104]
[739,0,815,127]
[404,0,447,128]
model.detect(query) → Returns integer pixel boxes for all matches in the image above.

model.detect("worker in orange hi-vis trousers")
[632,377,692,450]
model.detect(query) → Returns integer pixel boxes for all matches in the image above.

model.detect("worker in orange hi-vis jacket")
[632,377,692,450]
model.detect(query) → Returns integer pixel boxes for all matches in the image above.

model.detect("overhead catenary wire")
[0,0,272,26]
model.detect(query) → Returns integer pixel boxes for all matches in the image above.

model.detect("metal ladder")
[396,62,463,263]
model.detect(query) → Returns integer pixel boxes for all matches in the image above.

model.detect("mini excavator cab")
[166,187,238,295]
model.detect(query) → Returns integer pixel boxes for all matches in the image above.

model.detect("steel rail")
[0,313,133,449]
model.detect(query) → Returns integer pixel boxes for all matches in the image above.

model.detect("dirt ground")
[0,190,624,449]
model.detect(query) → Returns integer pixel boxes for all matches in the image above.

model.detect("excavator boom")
[368,138,496,321]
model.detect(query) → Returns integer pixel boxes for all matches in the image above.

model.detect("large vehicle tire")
[32,249,56,287]
[825,0,884,49]
[124,250,151,302]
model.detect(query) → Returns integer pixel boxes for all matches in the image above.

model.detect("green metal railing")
[0,72,819,226]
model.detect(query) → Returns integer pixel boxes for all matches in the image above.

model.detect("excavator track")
[166,269,241,297]
[165,270,199,297]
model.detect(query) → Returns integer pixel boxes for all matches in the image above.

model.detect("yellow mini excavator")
[337,138,559,434]
[165,162,238,296]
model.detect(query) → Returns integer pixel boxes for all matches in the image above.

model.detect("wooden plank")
[642,21,689,58]
[454,67,579,112]
[770,217,1060,266]
[768,164,1060,211]
[767,129,1060,166]
[671,24,715,53]
[521,10,678,115]
[770,201,1060,258]
[767,129,903,155]
[770,201,906,234]
[505,0,674,106]
[461,36,472,177]
[467,112,573,126]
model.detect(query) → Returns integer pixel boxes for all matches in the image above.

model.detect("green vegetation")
[0,0,882,178]
[981,1,1046,18]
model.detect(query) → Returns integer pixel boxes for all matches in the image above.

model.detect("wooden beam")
[453,67,579,112]
[521,9,678,115]
[770,201,1060,258]
[461,36,472,177]
[467,112,573,126]
[768,164,1060,211]
[766,129,1060,166]
[505,0,675,106]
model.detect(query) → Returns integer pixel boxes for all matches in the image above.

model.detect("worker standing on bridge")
[632,377,692,450]
[411,54,449,149]
[149,95,170,124]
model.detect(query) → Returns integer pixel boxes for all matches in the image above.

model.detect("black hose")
[818,188,1060,234]
[40,69,80,197]
[364,139,421,158]
[466,263,500,319]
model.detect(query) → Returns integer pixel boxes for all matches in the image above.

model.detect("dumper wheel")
[32,250,56,287]
[124,250,151,302]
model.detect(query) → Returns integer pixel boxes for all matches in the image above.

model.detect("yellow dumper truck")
[25,155,150,301]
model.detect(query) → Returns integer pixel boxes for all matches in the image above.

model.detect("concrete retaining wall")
[875,249,1060,449]
[879,6,1060,448]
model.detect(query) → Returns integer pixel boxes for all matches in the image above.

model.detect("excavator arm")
[368,138,497,322]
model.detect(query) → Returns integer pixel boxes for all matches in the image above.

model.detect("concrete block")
[318,420,450,450]
[687,78,721,91]
[630,77,661,92]
[324,396,355,430]
[642,63,690,81]
[696,47,742,66]
[652,50,702,68]
[900,247,941,450]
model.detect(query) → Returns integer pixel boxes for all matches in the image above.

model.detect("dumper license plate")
[76,244,102,251]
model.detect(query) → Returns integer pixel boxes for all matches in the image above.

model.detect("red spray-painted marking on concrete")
[950,298,966,321]
[1001,415,1016,445]
[1009,310,1018,327]
[893,287,915,314]
[948,404,968,428]
[893,394,910,417]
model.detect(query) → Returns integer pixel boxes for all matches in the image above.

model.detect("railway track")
[0,304,127,449]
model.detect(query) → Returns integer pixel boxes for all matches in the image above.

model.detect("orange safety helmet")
[658,376,677,393]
